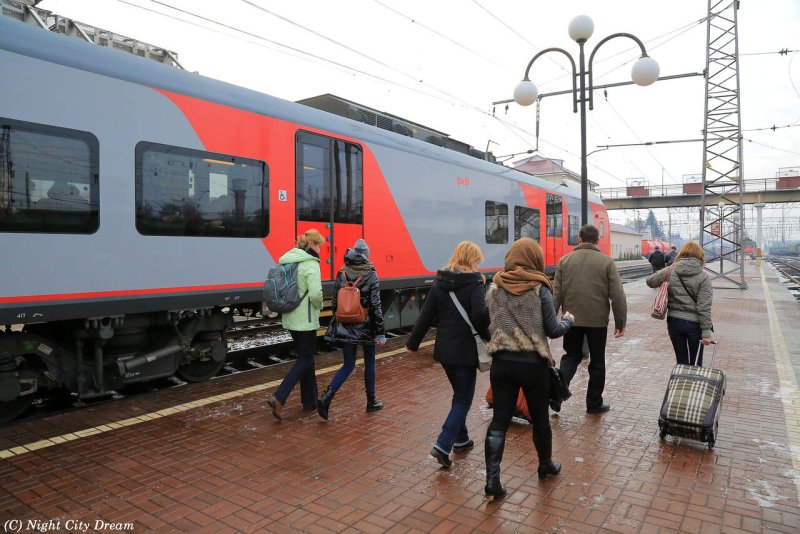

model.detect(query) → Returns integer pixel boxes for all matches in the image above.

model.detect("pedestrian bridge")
[597,176,800,209]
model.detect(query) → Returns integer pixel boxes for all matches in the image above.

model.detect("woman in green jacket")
[267,229,325,420]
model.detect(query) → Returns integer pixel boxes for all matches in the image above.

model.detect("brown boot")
[267,395,283,421]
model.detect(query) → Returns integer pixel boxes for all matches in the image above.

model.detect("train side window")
[0,118,98,234]
[135,142,268,238]
[296,132,363,224]
[546,194,563,237]
[568,215,580,245]
[514,206,540,242]
[485,200,508,244]
[296,132,331,222]
[333,140,363,224]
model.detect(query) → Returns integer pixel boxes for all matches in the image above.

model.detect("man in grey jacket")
[553,225,627,414]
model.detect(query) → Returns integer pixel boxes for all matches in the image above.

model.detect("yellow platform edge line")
[0,339,434,459]
[760,264,800,504]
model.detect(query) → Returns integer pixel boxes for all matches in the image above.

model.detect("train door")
[295,131,363,280]
[544,193,564,265]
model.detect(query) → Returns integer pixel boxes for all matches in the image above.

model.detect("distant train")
[0,17,611,422]
[642,240,671,258]
[768,244,800,257]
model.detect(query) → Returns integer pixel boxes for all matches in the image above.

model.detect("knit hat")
[353,239,370,259]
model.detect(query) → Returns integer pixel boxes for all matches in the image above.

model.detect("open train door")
[295,131,364,280]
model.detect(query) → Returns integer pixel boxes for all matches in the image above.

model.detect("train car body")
[0,18,610,421]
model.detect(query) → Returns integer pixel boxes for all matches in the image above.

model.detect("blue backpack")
[263,262,307,313]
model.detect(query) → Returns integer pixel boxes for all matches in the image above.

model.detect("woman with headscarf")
[318,239,386,420]
[484,237,574,501]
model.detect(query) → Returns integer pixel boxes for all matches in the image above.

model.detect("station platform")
[1,261,799,533]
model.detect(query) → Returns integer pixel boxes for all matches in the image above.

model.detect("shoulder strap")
[449,291,478,336]
[675,272,697,303]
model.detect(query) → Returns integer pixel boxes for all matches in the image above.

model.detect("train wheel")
[175,358,225,383]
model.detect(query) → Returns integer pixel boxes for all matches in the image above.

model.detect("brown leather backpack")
[335,273,368,324]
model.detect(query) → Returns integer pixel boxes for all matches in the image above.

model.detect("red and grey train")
[0,17,610,422]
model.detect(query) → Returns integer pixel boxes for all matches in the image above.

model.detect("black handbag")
[549,366,571,403]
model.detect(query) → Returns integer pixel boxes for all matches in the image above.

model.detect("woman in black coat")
[319,239,386,420]
[406,241,489,469]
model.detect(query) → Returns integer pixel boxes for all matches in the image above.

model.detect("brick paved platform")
[1,261,799,533]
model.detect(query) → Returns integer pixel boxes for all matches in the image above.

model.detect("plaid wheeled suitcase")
[658,341,724,448]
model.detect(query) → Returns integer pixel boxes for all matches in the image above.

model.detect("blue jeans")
[667,317,704,366]
[275,330,318,406]
[434,364,476,454]
[328,343,377,398]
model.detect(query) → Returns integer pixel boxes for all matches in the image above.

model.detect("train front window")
[0,118,98,234]
[514,206,540,242]
[135,142,268,238]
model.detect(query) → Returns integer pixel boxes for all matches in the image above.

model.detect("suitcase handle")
[694,340,717,367]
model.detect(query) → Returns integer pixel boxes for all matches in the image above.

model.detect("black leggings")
[489,355,552,463]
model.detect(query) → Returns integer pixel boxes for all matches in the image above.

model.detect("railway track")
[768,257,800,300]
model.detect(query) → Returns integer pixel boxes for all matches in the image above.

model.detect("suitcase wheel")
[659,430,667,440]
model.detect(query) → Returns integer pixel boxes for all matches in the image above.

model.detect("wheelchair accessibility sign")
[278,190,287,202]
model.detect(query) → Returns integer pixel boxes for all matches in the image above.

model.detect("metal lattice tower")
[0,0,184,69]
[699,0,747,289]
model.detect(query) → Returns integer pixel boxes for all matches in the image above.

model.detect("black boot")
[366,395,384,413]
[316,387,335,420]
[533,427,560,479]
[537,461,561,479]
[484,430,507,502]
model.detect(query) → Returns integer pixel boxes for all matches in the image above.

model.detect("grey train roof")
[0,16,600,205]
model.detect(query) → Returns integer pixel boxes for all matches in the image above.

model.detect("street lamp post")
[513,15,660,227]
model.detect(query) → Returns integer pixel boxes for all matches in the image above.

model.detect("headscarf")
[492,237,553,295]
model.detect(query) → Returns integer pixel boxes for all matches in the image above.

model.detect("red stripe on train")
[0,282,263,304]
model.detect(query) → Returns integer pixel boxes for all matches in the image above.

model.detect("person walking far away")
[319,239,386,420]
[406,241,489,470]
[649,245,666,273]
[553,224,626,414]
[646,241,713,366]
[267,229,325,421]
[665,245,678,266]
[483,237,573,501]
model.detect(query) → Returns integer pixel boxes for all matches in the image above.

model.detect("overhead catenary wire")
[117,0,494,120]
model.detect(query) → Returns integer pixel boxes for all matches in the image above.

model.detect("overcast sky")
[36,0,800,240]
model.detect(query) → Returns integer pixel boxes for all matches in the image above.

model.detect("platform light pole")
[513,15,660,227]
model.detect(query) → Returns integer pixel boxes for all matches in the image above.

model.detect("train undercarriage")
[0,308,231,424]
[0,285,430,425]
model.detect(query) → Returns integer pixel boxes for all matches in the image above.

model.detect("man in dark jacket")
[553,225,626,414]
[649,246,666,272]
[665,245,677,266]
